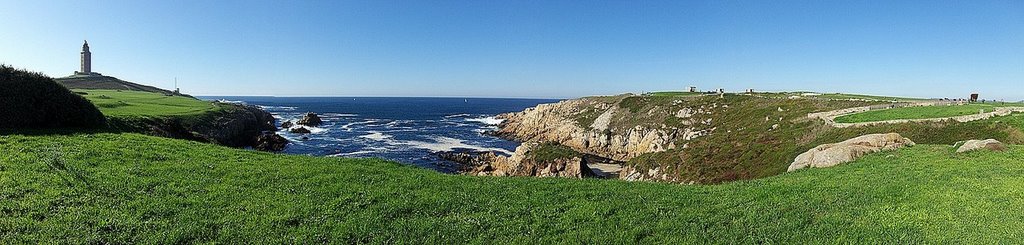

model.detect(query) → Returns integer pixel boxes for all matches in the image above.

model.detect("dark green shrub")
[0,65,105,128]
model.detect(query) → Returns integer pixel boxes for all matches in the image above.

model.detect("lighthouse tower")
[75,40,99,76]
[80,40,91,74]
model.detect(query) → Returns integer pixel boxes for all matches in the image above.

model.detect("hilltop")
[491,92,1024,183]
[54,75,184,97]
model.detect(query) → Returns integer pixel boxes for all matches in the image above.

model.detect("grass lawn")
[74,90,222,118]
[834,104,1003,123]
[2,132,1023,243]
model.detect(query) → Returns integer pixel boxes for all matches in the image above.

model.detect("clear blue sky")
[1,0,1021,100]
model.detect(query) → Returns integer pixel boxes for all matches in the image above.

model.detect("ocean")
[197,96,560,172]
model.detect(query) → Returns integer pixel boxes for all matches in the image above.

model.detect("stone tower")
[80,40,91,74]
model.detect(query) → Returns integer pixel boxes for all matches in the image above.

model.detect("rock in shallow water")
[290,127,311,134]
[296,112,323,126]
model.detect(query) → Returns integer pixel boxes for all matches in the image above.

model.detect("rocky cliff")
[108,103,281,150]
[491,94,878,183]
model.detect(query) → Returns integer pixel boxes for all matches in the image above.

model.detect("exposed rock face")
[956,139,1007,153]
[254,133,288,151]
[787,133,915,172]
[495,99,684,162]
[296,112,323,126]
[444,143,592,178]
[280,120,293,128]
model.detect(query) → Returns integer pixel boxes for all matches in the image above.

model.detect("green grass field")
[75,90,221,118]
[834,104,1000,123]
[2,132,1023,243]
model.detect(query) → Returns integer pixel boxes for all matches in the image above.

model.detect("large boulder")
[296,112,323,126]
[787,133,915,172]
[280,120,293,128]
[956,139,1007,153]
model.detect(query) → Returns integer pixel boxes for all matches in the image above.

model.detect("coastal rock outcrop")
[255,133,288,151]
[956,139,1007,153]
[787,133,915,172]
[107,103,283,150]
[297,112,323,126]
[442,143,592,178]
[494,99,683,162]
[280,120,293,128]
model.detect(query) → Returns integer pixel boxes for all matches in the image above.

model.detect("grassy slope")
[2,132,1023,243]
[835,104,1017,123]
[75,90,221,118]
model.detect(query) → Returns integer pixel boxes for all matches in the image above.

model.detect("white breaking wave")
[393,136,513,155]
[322,113,358,117]
[217,99,246,104]
[444,113,472,118]
[340,120,377,131]
[358,132,392,141]
[259,105,297,111]
[328,150,377,157]
[466,116,503,125]
[285,126,328,134]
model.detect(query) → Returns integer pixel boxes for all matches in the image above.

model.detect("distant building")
[688,86,697,92]
[73,40,101,77]
[746,88,754,93]
[717,88,725,94]
[970,93,979,102]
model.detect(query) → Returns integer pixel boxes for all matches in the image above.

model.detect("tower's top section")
[82,40,90,53]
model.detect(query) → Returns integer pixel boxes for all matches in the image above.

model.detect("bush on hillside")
[0,65,105,128]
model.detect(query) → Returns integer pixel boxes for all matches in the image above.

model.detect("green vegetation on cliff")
[2,132,1022,243]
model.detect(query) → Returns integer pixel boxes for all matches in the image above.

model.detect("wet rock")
[290,127,311,134]
[296,112,323,126]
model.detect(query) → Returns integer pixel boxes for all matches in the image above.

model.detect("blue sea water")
[197,96,559,172]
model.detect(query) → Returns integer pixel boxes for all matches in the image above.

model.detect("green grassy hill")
[54,75,180,96]
[76,90,222,118]
[1,132,1022,243]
